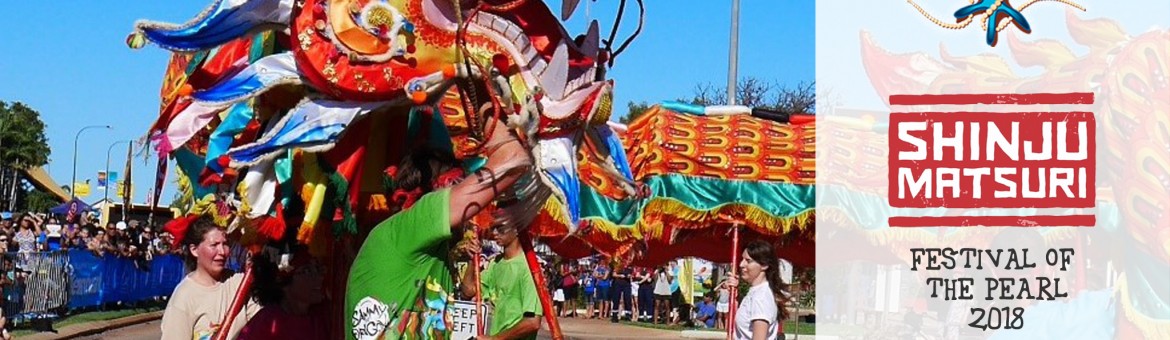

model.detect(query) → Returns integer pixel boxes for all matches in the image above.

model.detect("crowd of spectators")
[0,213,178,259]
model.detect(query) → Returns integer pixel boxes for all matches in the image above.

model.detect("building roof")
[20,166,69,201]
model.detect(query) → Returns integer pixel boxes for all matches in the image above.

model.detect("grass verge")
[10,306,163,337]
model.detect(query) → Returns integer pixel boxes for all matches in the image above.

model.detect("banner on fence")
[67,251,104,309]
[65,250,186,310]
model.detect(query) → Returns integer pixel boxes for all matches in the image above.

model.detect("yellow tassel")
[298,153,328,244]
[367,194,389,213]
[1118,274,1170,340]
[235,180,252,219]
[639,198,814,237]
[173,166,195,215]
[537,196,814,244]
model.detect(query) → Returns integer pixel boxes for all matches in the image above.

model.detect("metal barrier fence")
[1,250,188,322]
[3,251,70,319]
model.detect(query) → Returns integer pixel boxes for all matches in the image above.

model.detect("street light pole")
[727,0,740,105]
[71,125,112,202]
[104,140,132,225]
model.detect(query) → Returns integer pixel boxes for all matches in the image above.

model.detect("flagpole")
[104,140,131,227]
[727,0,740,105]
[121,142,134,222]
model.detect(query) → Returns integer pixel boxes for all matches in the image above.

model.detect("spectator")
[630,267,640,319]
[139,227,156,260]
[136,225,153,250]
[0,307,9,340]
[88,229,110,256]
[68,228,89,250]
[13,215,39,253]
[237,247,326,340]
[547,264,564,316]
[156,231,175,255]
[582,266,597,318]
[652,265,672,324]
[44,222,62,251]
[593,263,612,321]
[696,295,718,328]
[62,222,80,244]
[0,259,14,317]
[636,267,655,322]
[716,278,732,330]
[560,265,579,318]
[611,264,633,322]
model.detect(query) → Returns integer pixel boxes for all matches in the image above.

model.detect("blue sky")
[0,1,813,206]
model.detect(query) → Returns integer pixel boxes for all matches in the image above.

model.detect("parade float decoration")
[530,104,818,268]
[129,0,647,338]
[853,10,1168,338]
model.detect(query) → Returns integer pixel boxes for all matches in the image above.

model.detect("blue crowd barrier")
[66,250,185,310]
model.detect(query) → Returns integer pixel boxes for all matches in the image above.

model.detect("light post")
[727,0,740,105]
[71,125,112,201]
[104,140,133,225]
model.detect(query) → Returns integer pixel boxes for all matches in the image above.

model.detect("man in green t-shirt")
[460,221,542,340]
[345,121,532,340]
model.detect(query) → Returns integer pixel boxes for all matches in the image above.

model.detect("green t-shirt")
[345,189,453,340]
[481,255,542,340]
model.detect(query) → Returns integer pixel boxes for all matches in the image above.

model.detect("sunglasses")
[490,224,516,234]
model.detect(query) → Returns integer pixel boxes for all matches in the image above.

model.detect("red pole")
[473,232,485,336]
[727,223,740,340]
[213,262,254,340]
[519,232,564,340]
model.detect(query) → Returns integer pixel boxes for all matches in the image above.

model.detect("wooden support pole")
[213,262,254,340]
[726,222,741,340]
[520,232,563,340]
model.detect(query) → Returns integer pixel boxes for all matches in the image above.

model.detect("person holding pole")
[725,240,790,340]
[344,121,532,340]
[460,220,542,340]
[160,218,259,340]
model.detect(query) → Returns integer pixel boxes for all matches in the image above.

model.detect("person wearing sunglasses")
[460,221,541,340]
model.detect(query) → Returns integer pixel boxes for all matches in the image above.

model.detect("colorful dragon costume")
[532,104,817,267]
[131,0,638,246]
[132,0,825,337]
[130,0,643,338]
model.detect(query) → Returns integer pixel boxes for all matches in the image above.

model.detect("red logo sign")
[887,93,1096,227]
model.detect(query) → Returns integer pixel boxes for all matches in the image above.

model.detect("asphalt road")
[74,319,160,340]
[72,315,696,339]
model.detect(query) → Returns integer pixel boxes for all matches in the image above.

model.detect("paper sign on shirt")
[449,300,493,340]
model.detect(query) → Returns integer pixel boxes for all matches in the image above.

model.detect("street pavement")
[71,316,685,339]
[74,319,160,340]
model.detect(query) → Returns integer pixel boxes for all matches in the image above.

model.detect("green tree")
[0,101,54,211]
[690,78,816,114]
[619,101,654,124]
[0,101,52,168]
[616,77,815,124]
[23,190,57,213]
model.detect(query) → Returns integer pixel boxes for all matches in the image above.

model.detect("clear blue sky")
[0,1,813,206]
